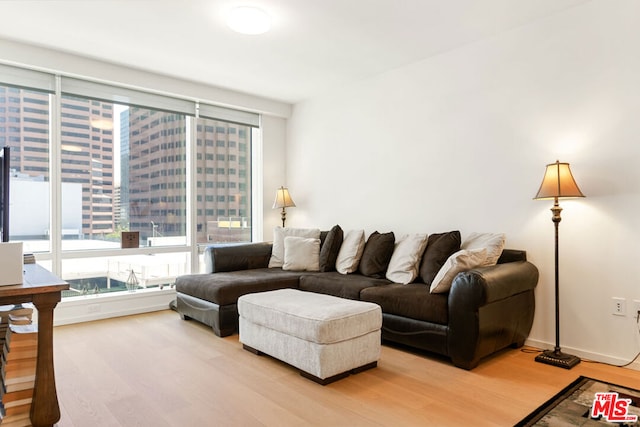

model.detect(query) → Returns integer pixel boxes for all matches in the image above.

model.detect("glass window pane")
[61,94,110,250]
[61,253,187,297]
[0,85,51,253]
[196,118,252,245]
[125,106,187,246]
[60,96,187,249]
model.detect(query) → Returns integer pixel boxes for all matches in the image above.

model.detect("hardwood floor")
[53,310,640,426]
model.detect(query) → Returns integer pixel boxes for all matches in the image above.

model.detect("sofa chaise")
[174,227,539,369]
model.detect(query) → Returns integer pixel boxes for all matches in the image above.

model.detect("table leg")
[30,291,62,427]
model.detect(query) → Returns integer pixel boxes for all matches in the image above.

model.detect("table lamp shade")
[273,186,296,209]
[534,161,584,200]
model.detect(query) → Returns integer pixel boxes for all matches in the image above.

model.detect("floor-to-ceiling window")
[0,64,258,297]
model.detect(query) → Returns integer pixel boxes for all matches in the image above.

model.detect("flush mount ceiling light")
[227,6,271,35]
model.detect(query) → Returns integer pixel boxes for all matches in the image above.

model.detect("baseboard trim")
[50,288,177,326]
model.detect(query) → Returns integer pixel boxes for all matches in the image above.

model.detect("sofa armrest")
[449,261,539,309]
[204,242,273,273]
[447,260,539,369]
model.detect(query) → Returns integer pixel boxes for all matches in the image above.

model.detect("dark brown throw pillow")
[319,225,343,272]
[419,230,461,285]
[359,231,395,278]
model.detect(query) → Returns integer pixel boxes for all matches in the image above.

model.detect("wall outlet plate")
[612,297,626,316]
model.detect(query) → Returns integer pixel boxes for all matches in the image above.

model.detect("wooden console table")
[0,263,68,427]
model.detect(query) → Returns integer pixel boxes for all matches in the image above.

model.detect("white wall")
[260,115,288,240]
[287,0,640,365]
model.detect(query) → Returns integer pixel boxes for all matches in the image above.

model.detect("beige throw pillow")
[385,233,429,284]
[429,248,487,294]
[336,230,366,274]
[282,236,321,271]
[268,227,321,268]
[461,232,506,266]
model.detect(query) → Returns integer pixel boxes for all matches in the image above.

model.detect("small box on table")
[0,242,23,286]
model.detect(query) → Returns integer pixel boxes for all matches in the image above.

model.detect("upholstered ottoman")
[238,288,382,385]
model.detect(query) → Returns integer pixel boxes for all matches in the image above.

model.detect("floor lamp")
[273,186,296,227]
[534,160,585,369]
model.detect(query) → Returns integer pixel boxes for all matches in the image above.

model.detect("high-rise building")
[61,95,115,236]
[0,87,115,238]
[119,107,130,228]
[194,120,252,243]
[125,108,252,243]
[0,85,252,244]
[126,108,187,240]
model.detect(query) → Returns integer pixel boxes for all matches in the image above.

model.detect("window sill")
[53,287,177,326]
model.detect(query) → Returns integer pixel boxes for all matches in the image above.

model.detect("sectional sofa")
[174,226,539,369]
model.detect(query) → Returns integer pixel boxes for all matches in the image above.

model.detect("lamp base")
[535,349,581,369]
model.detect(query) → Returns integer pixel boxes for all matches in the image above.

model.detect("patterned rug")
[516,376,640,426]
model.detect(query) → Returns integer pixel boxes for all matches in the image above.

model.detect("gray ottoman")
[238,289,382,385]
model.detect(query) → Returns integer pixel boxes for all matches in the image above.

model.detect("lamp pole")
[551,199,562,355]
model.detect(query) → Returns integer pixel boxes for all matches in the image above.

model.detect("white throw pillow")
[461,232,506,266]
[385,233,429,284]
[429,248,487,294]
[268,227,321,268]
[282,236,321,271]
[335,230,366,274]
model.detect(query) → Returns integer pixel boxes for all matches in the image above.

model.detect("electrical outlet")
[612,297,626,316]
[87,303,101,313]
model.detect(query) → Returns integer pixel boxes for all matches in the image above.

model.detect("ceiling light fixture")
[227,6,271,35]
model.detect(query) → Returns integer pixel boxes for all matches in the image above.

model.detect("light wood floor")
[52,310,640,426]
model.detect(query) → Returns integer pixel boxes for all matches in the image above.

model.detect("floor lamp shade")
[535,161,585,200]
[273,186,296,227]
[534,160,584,369]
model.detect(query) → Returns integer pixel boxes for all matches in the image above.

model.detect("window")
[0,64,259,295]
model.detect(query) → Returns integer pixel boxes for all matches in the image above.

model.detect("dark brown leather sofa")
[175,242,538,369]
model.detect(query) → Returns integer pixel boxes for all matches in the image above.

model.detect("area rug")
[516,376,640,426]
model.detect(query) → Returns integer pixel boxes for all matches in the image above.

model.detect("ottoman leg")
[243,344,264,356]
[300,361,378,386]
[300,370,350,386]
[351,361,377,374]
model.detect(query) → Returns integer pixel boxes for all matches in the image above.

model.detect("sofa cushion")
[299,272,390,300]
[461,232,505,266]
[430,248,487,293]
[175,268,301,306]
[319,224,343,272]
[283,236,321,271]
[386,233,429,284]
[360,283,448,325]
[418,231,461,285]
[358,231,395,278]
[336,229,366,274]
[268,227,321,268]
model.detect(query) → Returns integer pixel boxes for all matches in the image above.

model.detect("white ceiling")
[0,0,589,104]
